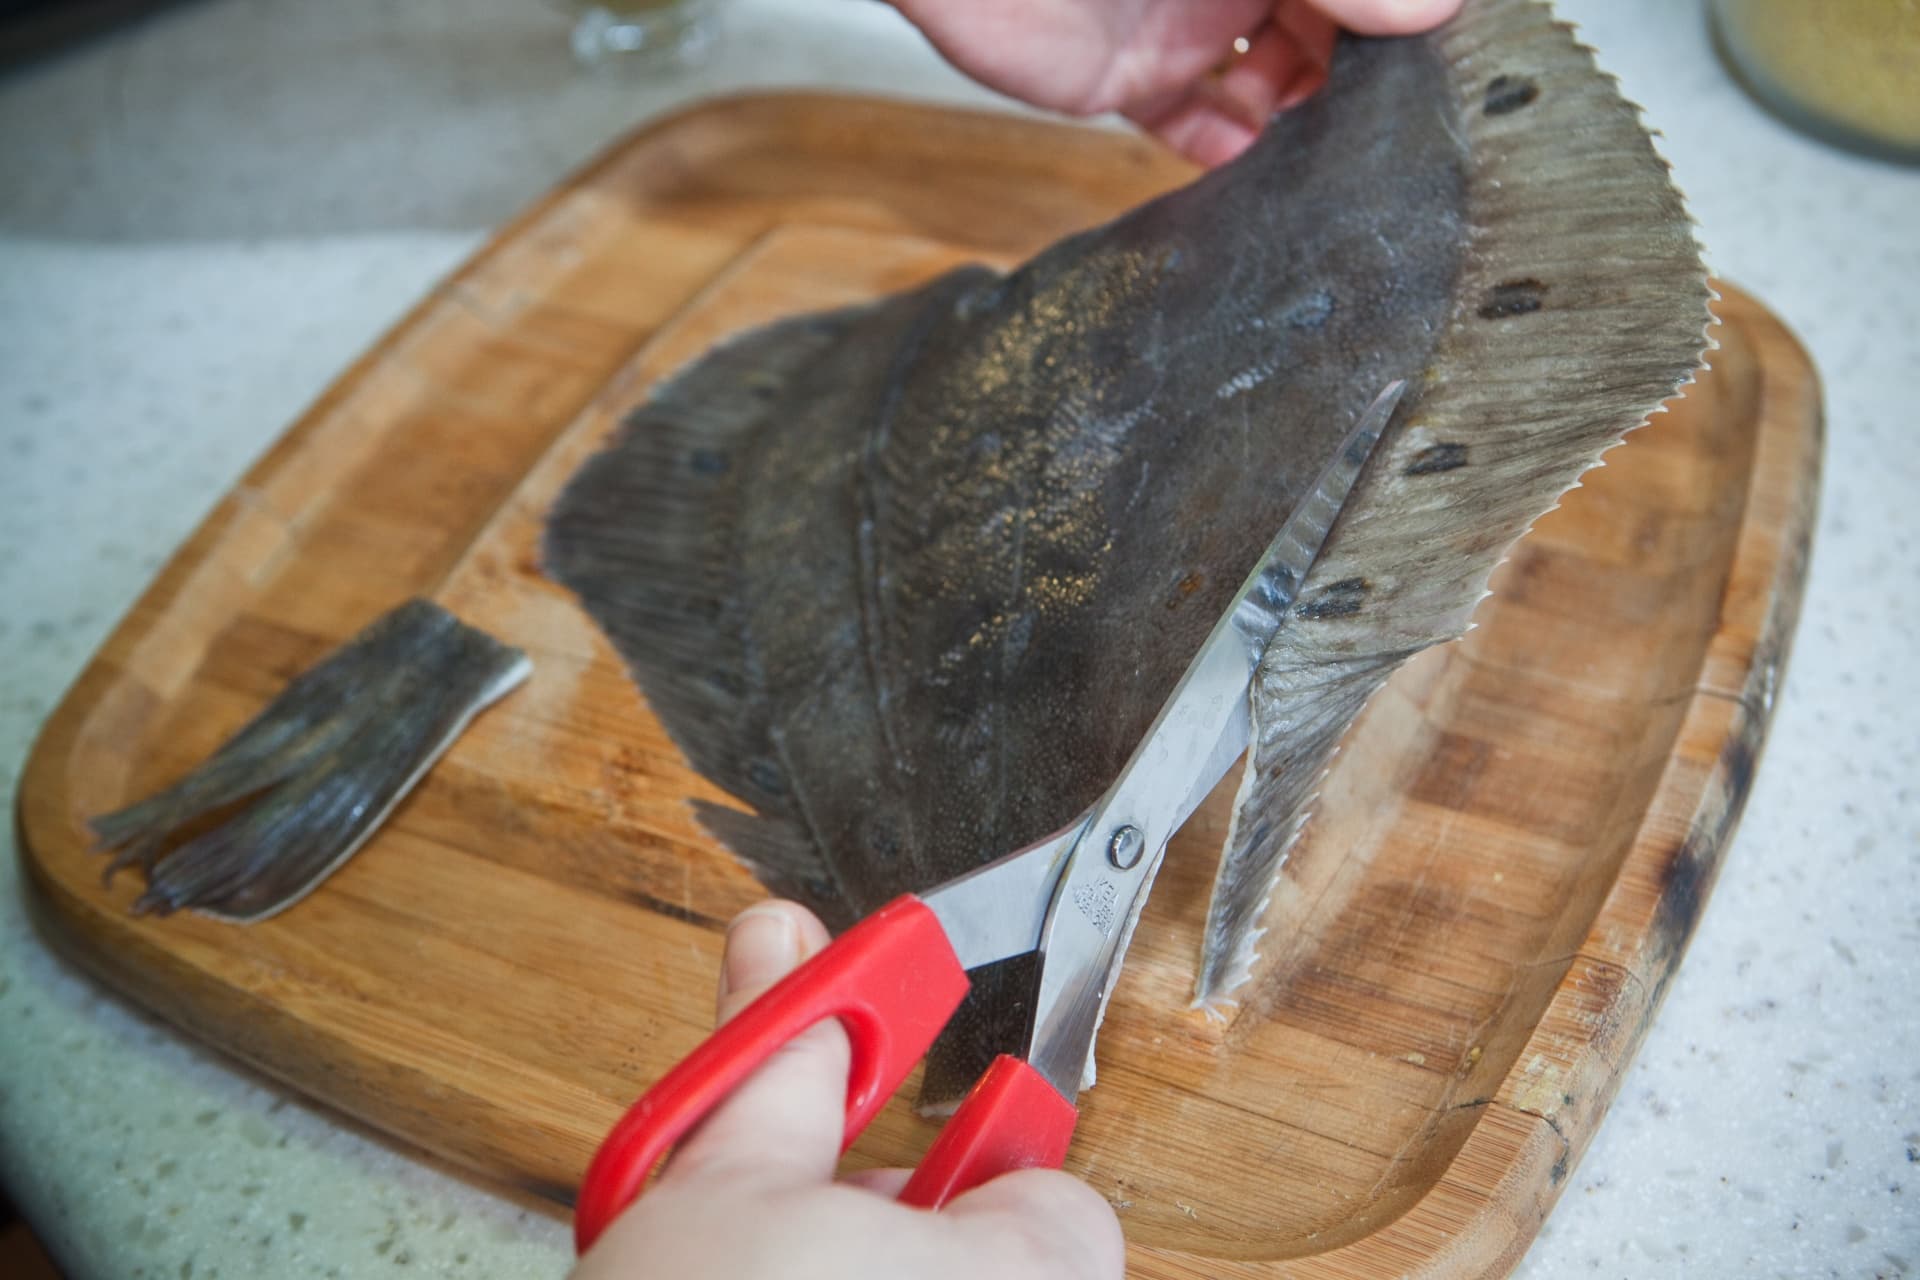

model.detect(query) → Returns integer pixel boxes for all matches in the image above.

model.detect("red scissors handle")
[899,1053,1078,1207]
[574,895,1077,1254]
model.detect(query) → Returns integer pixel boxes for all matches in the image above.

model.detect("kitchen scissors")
[572,380,1405,1254]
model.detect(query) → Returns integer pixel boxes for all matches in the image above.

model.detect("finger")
[1306,0,1465,36]
[841,1166,913,1197]
[663,901,852,1191]
[1207,9,1334,123]
[941,1168,1127,1280]
[1128,90,1261,167]
[1078,0,1274,112]
[1261,1,1338,107]
[712,899,831,1023]
[1129,2,1337,168]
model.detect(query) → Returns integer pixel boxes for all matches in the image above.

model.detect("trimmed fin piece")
[545,0,1708,1105]
[1196,0,1710,1003]
[91,599,530,922]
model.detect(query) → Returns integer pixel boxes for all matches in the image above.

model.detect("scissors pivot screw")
[1106,825,1145,871]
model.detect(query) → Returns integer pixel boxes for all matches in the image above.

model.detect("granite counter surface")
[2,0,1916,1275]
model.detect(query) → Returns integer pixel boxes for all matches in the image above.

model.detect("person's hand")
[570,900,1124,1280]
[890,0,1464,165]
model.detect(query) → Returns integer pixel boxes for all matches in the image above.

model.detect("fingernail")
[720,905,800,1000]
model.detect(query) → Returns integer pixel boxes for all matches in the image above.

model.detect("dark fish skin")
[545,0,1708,1105]
[548,34,1463,1100]
[91,599,530,922]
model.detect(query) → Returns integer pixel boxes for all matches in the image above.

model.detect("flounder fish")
[544,0,1710,1105]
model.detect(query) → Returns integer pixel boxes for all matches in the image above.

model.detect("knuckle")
[965,1171,1125,1280]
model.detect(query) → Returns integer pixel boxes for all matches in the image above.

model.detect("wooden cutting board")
[17,94,1820,1277]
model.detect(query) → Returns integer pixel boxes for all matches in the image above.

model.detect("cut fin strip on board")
[92,599,530,922]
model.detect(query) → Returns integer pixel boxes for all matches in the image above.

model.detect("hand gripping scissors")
[572,381,1404,1253]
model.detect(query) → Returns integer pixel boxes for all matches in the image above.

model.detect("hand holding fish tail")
[890,0,1463,164]
[570,900,1125,1280]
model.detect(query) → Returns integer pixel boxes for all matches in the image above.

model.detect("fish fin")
[543,305,893,923]
[545,275,1007,927]
[1195,0,1711,1001]
[94,599,529,921]
[692,801,853,930]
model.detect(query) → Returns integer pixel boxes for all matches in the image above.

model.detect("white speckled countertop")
[2,0,1916,1276]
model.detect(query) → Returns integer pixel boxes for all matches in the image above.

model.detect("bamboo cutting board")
[17,95,1819,1277]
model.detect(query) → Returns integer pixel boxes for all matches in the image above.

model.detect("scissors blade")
[1173,693,1252,838]
[1019,379,1405,1098]
[920,822,1083,971]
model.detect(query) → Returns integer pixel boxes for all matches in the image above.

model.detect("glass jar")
[567,0,720,71]
[1709,0,1920,163]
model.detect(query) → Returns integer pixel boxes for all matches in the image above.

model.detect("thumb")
[942,1167,1127,1280]
[662,900,853,1191]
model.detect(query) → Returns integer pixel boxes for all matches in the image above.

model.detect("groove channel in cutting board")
[17,95,1819,1278]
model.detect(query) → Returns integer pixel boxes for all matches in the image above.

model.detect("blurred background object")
[1709,0,1920,162]
[0,0,183,67]
[567,0,718,70]
[0,1190,62,1280]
